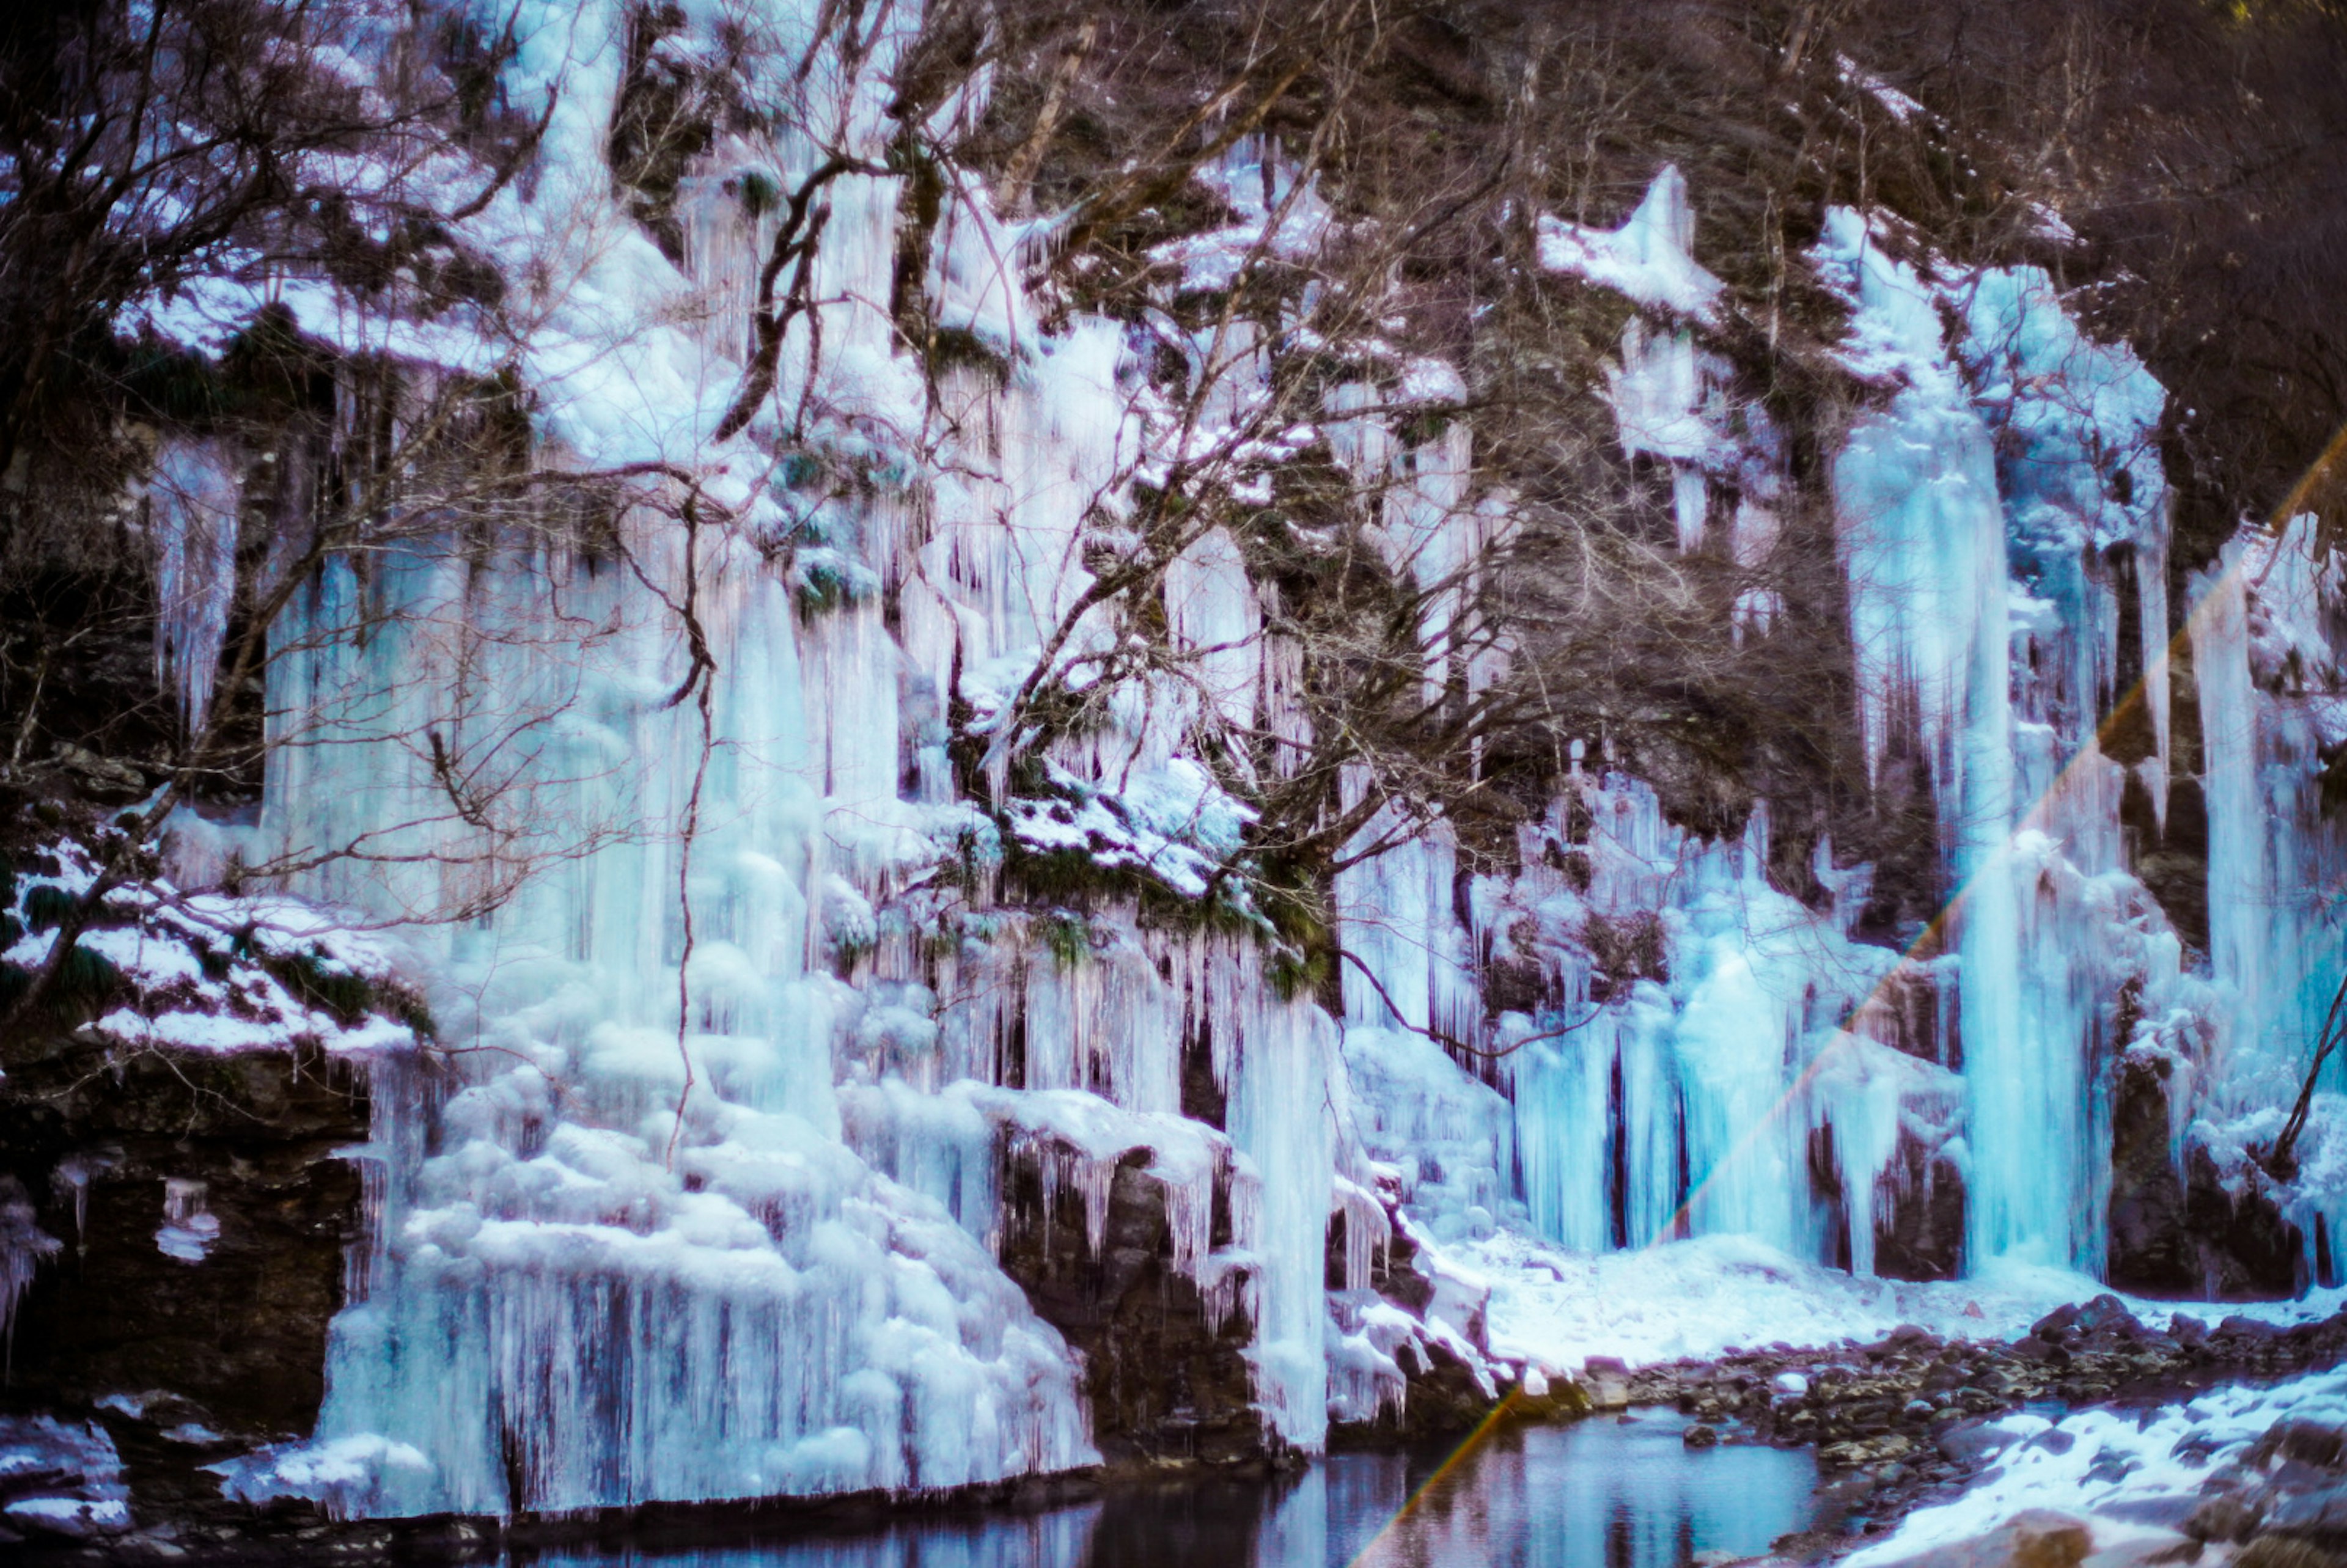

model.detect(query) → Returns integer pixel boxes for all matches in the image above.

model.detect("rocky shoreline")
[13,1291,2347,1564]
[1593,1297,2347,1563]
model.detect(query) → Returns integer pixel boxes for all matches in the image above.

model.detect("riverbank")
[13,1292,2346,1564]
[1603,1296,2347,1564]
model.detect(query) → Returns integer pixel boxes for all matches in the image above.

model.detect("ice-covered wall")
[118,1,2347,1519]
[1811,207,2190,1273]
[1340,762,1963,1280]
[1502,172,2345,1285]
[2189,515,2347,1268]
[207,0,1392,1516]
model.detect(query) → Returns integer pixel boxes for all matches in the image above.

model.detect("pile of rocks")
[2181,1416,2347,1567]
[1608,1299,2347,1464]
[1836,1415,2347,1568]
[1567,1297,2347,1558]
[0,1415,130,1546]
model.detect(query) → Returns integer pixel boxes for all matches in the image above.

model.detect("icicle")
[0,1177,61,1351]
[155,1179,221,1264]
[149,439,243,733]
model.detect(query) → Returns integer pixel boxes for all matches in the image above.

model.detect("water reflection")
[510,1412,1817,1568]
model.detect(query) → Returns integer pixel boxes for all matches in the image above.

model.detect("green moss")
[793,553,875,618]
[50,943,123,1017]
[1265,942,1330,1004]
[738,168,780,219]
[1002,839,1120,909]
[1036,909,1092,970]
[1396,408,1455,448]
[264,948,377,1024]
[23,884,78,931]
[926,326,1013,383]
[263,945,437,1038]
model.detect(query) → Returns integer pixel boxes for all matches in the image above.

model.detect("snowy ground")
[1843,1363,2347,1566]
[0,1416,129,1541]
[1459,1229,2347,1377]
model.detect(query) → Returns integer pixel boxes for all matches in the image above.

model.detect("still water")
[509,1411,1820,1568]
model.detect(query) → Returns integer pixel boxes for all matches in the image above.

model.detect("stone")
[46,743,148,805]
[2107,1055,2197,1294]
[994,1147,1261,1466]
[2099,1496,2203,1531]
[2185,1490,2266,1544]
[1821,1435,1915,1468]
[1877,1508,2094,1568]
[2073,1295,2142,1338]
[2219,1316,2283,1343]
[2033,1303,2085,1341]
[2185,1142,2305,1299]
[2241,1536,2347,1568]
[1940,1419,2026,1465]
[2253,1423,2347,1473]
[2079,1530,2203,1568]
[2267,1484,2347,1548]
[1582,1355,1633,1410]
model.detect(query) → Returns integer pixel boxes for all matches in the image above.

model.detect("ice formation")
[1,1178,62,1349]
[67,0,2341,1522]
[154,1179,222,1264]
[187,0,1364,1517]
[0,1416,130,1541]
[1848,1363,2347,1568]
[2189,514,2347,1260]
[1813,208,2187,1272]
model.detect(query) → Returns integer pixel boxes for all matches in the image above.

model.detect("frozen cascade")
[1487,782,1951,1272]
[205,0,1423,1514]
[1335,754,1966,1278]
[2190,516,2347,1264]
[1817,208,2187,1272]
[148,439,245,733]
[237,501,1104,1512]
[218,0,1107,1516]
[1,1178,62,1348]
[1362,179,2210,1283]
[1214,945,1343,1450]
[123,0,2347,1517]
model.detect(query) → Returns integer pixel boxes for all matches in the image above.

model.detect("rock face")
[1882,1508,2095,1568]
[2106,1052,2194,1294]
[2106,1057,2304,1299]
[993,1147,1264,1468]
[2185,1417,2347,1568]
[2181,1145,2307,1299]
[1874,1135,1967,1283]
[1324,1211,1525,1446]
[0,1029,367,1530]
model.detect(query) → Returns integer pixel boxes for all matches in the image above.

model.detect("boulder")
[2252,1424,2347,1473]
[1881,1508,2095,1568]
[994,1145,1262,1466]
[2239,1537,2347,1568]
[1939,1419,2027,1465]
[2268,1484,2347,1549]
